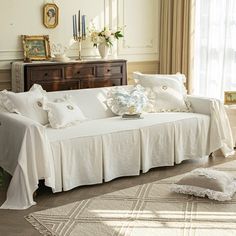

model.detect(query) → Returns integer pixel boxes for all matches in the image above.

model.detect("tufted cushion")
[171,168,236,201]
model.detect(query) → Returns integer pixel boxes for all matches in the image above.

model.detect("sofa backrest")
[46,86,131,120]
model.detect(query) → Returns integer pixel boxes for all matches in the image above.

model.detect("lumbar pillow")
[171,168,236,201]
[133,72,191,112]
[0,84,48,124]
[106,85,149,115]
[43,95,87,129]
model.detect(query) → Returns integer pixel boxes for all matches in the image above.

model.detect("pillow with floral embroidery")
[106,85,149,115]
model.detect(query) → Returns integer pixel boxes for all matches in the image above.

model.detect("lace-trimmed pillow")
[171,168,236,201]
[43,96,87,129]
[106,85,149,115]
[0,84,48,124]
[133,72,191,112]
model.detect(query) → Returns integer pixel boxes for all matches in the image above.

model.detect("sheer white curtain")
[194,0,236,99]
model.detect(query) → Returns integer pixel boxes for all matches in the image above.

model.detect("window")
[194,0,236,99]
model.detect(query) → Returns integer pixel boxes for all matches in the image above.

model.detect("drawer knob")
[77,71,80,74]
[44,73,48,76]
[107,69,111,72]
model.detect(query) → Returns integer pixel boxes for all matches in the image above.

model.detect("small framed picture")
[43,3,59,28]
[22,35,51,61]
[224,91,236,105]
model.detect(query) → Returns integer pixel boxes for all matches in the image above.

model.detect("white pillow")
[106,85,149,115]
[0,84,48,124]
[133,72,191,112]
[0,94,8,113]
[43,96,87,129]
[171,168,236,201]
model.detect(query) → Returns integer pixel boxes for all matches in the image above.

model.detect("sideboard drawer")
[96,64,123,77]
[65,65,95,79]
[29,68,63,82]
[80,78,117,89]
[37,81,78,92]
[13,59,127,92]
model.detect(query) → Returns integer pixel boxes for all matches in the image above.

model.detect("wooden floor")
[0,153,236,236]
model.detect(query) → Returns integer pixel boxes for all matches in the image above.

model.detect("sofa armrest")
[0,112,43,174]
[187,95,213,115]
[0,112,55,209]
[187,95,234,156]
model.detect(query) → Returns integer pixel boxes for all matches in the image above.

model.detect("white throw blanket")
[0,98,234,209]
[0,113,55,209]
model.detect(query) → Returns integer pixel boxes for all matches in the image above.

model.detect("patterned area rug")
[26,161,236,236]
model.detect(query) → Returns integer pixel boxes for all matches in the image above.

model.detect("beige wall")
[127,61,159,85]
[0,0,160,90]
[0,70,11,90]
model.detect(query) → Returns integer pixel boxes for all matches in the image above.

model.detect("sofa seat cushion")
[46,112,209,141]
[46,112,211,192]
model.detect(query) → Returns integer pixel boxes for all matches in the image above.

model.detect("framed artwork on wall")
[22,35,51,61]
[224,91,236,105]
[43,3,59,28]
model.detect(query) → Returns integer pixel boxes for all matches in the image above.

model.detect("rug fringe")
[25,214,56,236]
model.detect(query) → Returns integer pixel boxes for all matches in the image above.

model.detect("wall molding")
[117,0,159,57]
[0,0,160,70]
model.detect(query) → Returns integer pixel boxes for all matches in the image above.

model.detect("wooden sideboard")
[12,59,127,92]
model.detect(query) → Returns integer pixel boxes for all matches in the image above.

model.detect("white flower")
[89,25,123,47]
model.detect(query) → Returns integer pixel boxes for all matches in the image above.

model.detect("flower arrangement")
[89,26,123,47]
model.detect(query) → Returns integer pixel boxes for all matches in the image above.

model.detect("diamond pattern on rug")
[26,161,236,236]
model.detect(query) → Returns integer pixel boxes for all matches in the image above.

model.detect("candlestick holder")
[73,34,86,60]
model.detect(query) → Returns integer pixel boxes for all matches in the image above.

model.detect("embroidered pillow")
[0,84,48,124]
[106,85,149,115]
[133,72,191,112]
[171,168,236,201]
[43,96,87,129]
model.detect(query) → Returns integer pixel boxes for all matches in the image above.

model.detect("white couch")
[0,86,234,209]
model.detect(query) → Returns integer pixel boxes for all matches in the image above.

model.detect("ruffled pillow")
[171,168,236,201]
[133,72,191,112]
[106,85,149,115]
[43,95,87,129]
[0,84,48,124]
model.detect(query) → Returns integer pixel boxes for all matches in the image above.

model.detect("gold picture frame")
[43,3,59,29]
[22,35,51,61]
[224,91,236,105]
